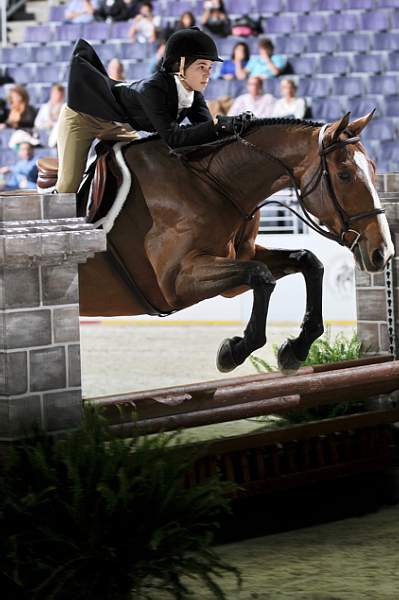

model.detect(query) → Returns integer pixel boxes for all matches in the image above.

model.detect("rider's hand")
[215,112,254,137]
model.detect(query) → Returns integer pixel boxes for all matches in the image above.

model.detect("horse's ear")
[327,112,351,142]
[346,109,376,137]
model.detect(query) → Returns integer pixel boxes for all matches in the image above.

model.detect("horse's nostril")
[372,248,385,270]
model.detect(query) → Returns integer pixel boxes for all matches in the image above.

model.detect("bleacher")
[0,0,398,171]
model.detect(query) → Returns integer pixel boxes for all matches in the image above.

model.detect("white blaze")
[354,150,394,259]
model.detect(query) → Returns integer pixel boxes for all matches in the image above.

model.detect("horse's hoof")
[277,340,302,375]
[216,338,238,373]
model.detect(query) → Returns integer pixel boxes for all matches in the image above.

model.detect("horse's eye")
[338,171,352,183]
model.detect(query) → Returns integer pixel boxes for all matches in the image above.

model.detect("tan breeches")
[56,105,140,193]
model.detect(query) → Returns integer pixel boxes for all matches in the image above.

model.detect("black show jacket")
[67,38,218,148]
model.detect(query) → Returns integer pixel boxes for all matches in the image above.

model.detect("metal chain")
[384,257,398,359]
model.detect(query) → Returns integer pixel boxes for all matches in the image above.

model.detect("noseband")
[237,122,385,251]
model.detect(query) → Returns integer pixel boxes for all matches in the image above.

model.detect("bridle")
[235,122,385,251]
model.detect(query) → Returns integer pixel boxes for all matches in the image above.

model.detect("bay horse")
[78,111,394,374]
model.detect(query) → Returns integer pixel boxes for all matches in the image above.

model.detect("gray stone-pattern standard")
[0,192,106,441]
[355,175,399,356]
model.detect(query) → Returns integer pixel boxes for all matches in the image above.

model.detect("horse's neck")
[214,125,316,214]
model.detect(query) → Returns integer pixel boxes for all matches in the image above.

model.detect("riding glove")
[215,112,254,137]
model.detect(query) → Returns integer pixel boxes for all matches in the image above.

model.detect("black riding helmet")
[162,27,223,71]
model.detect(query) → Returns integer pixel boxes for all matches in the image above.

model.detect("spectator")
[148,39,166,74]
[220,41,249,80]
[64,0,97,24]
[94,0,139,21]
[165,11,196,39]
[201,0,230,37]
[245,38,287,79]
[34,84,65,132]
[0,85,37,130]
[0,142,38,191]
[128,1,157,44]
[107,58,126,80]
[228,76,275,118]
[272,78,306,120]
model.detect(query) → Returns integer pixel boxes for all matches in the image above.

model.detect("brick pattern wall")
[355,174,399,356]
[0,192,106,441]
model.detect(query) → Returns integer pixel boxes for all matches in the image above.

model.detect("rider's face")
[183,59,213,92]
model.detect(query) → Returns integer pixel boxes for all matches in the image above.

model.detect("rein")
[183,121,385,252]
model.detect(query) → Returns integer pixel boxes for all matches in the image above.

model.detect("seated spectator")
[0,142,38,191]
[128,1,157,44]
[148,39,166,74]
[245,38,287,79]
[201,0,230,38]
[220,41,249,80]
[34,84,65,132]
[272,78,306,120]
[107,58,126,80]
[231,14,262,37]
[94,0,138,21]
[228,76,275,118]
[0,85,37,131]
[64,0,97,24]
[165,11,196,39]
[34,83,65,148]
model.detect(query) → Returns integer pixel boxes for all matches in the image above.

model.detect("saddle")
[36,141,123,221]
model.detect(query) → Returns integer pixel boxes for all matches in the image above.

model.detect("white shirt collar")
[174,75,195,112]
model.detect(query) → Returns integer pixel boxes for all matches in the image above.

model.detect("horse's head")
[301,111,394,272]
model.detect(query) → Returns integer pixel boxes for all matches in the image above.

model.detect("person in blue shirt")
[245,38,287,79]
[220,41,249,80]
[0,142,38,190]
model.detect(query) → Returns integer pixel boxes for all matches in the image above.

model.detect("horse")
[77,111,394,374]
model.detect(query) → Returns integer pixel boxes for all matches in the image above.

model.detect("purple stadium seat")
[58,44,75,62]
[296,14,326,33]
[167,1,198,17]
[82,22,111,40]
[361,118,395,142]
[361,11,391,31]
[92,42,122,63]
[110,21,132,38]
[216,36,247,56]
[381,141,399,163]
[0,148,19,166]
[347,97,381,118]
[379,0,399,7]
[8,65,37,85]
[369,75,398,96]
[125,61,151,80]
[311,98,343,122]
[0,46,30,64]
[119,41,152,60]
[328,14,358,31]
[49,5,66,21]
[388,52,399,71]
[31,46,59,63]
[36,65,67,84]
[24,25,53,43]
[346,0,374,7]
[290,56,318,75]
[384,97,399,117]
[55,24,82,42]
[314,0,342,9]
[0,128,14,148]
[332,76,365,96]
[262,78,280,96]
[286,0,312,11]
[391,11,399,28]
[341,33,371,53]
[27,84,52,105]
[306,77,331,97]
[319,55,350,74]
[224,0,253,14]
[308,34,339,53]
[204,79,232,100]
[254,0,282,13]
[263,16,295,34]
[278,35,307,55]
[374,32,399,50]
[352,54,384,73]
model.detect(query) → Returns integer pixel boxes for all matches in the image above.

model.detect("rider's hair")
[165,56,198,74]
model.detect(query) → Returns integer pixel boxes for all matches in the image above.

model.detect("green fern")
[0,406,240,600]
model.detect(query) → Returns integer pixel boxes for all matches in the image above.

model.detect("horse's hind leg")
[162,256,276,373]
[253,245,324,374]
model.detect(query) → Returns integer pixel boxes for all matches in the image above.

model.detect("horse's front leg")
[158,255,276,373]
[253,245,325,374]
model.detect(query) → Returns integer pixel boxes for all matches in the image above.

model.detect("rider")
[55,27,239,193]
